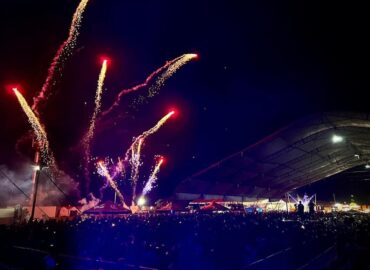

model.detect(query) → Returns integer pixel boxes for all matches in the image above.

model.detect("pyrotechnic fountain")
[11,0,197,212]
[142,156,164,197]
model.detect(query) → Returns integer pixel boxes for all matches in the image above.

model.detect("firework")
[9,0,196,211]
[100,53,197,118]
[148,53,198,98]
[114,157,126,178]
[98,156,125,199]
[125,111,174,200]
[13,88,54,165]
[129,138,143,200]
[32,0,90,114]
[125,111,174,163]
[135,110,175,144]
[109,157,126,181]
[97,161,126,205]
[125,110,175,162]
[85,59,108,144]
[137,196,146,206]
[82,59,108,187]
[142,156,164,196]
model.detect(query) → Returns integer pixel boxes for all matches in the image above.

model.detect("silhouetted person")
[308,201,315,214]
[297,201,304,216]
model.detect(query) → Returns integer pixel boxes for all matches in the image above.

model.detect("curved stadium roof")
[176,112,370,200]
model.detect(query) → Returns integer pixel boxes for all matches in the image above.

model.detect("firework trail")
[109,157,126,181]
[13,88,54,166]
[85,59,108,146]
[116,157,125,177]
[125,110,175,161]
[98,157,125,198]
[125,110,175,156]
[142,156,164,196]
[129,138,143,200]
[32,0,90,114]
[100,53,197,118]
[82,59,108,188]
[125,111,174,200]
[97,161,126,205]
[148,53,198,98]
[96,157,112,198]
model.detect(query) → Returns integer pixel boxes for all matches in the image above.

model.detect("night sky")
[0,0,369,203]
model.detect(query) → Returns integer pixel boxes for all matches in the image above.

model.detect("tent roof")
[200,202,229,211]
[176,112,370,199]
[85,201,130,214]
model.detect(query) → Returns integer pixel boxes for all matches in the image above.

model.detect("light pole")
[29,148,40,221]
[30,165,41,221]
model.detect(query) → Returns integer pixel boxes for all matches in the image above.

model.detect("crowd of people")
[1,211,369,270]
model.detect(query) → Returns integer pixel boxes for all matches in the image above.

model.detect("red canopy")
[200,202,229,211]
[191,198,224,203]
[157,201,188,212]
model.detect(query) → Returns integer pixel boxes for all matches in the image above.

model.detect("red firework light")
[99,55,111,65]
[193,53,200,60]
[5,84,22,95]
[159,156,165,164]
[168,107,179,118]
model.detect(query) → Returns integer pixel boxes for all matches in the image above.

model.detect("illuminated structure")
[176,112,370,200]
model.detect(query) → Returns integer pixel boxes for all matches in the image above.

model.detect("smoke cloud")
[0,161,80,207]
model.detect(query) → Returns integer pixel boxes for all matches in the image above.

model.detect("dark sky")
[0,0,369,203]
